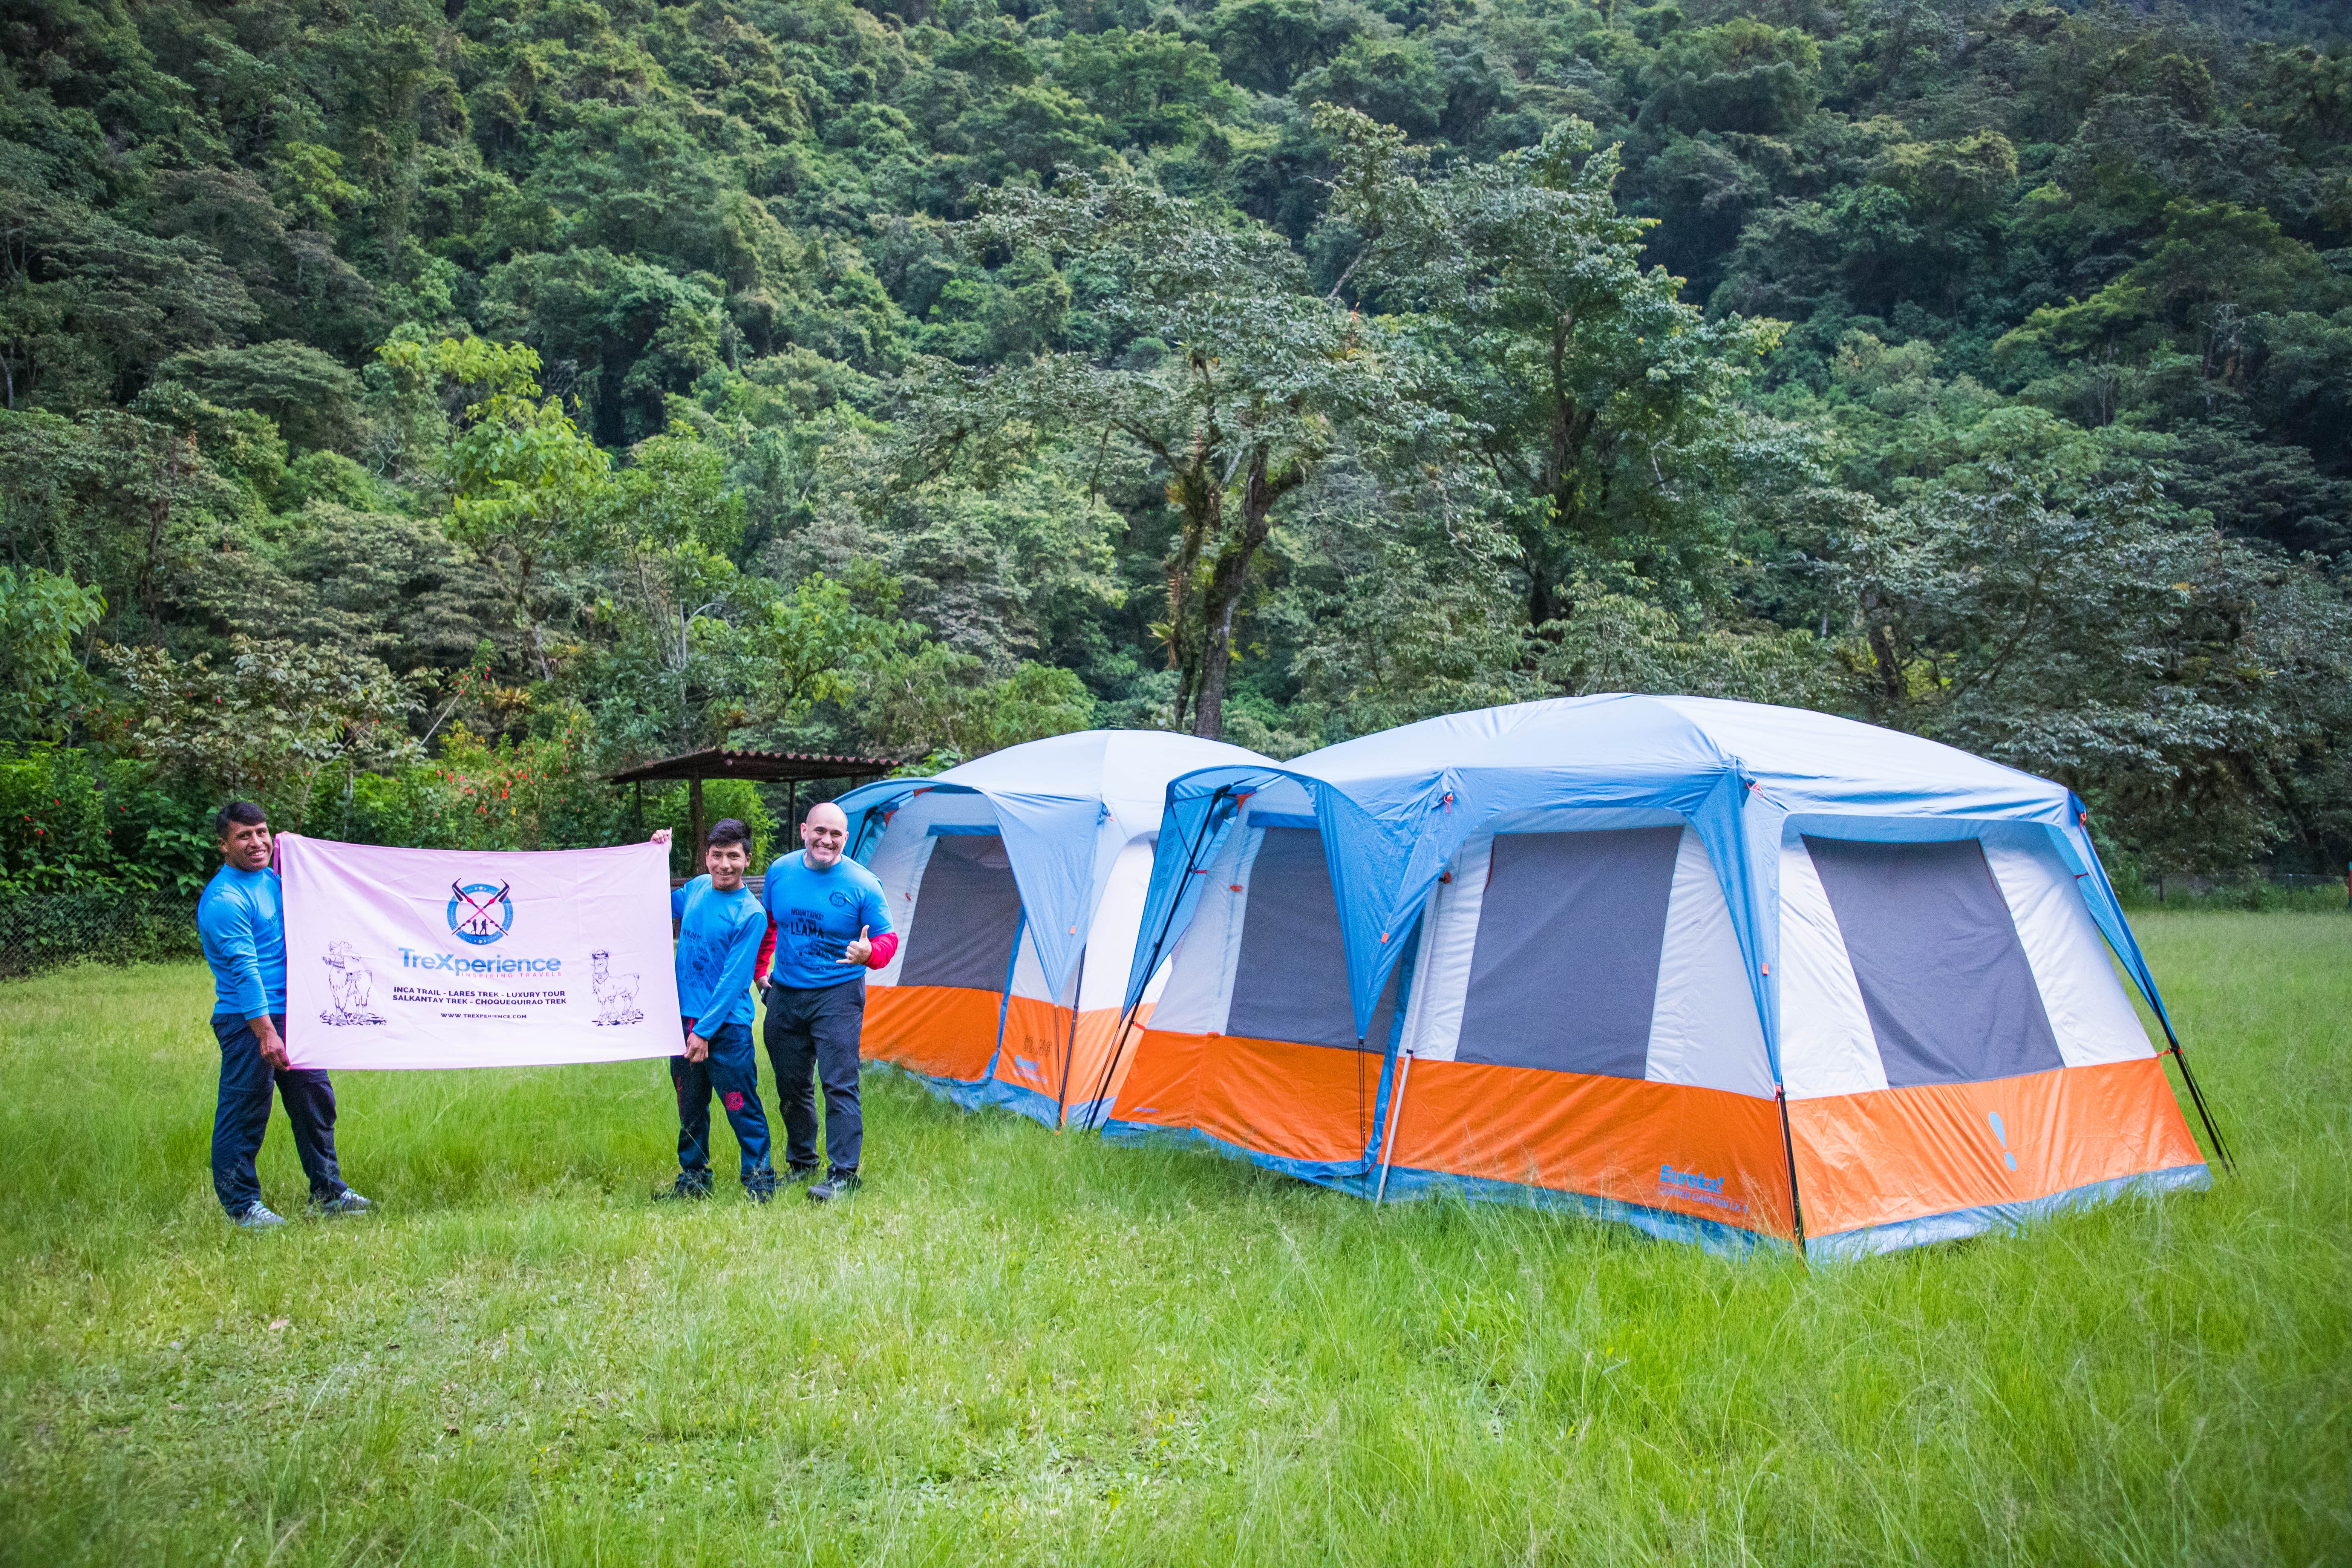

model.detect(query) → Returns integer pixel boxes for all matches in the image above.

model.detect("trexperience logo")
[447,879,514,945]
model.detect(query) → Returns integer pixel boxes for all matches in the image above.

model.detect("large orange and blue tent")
[1097,695,2221,1259]
[833,730,1270,1128]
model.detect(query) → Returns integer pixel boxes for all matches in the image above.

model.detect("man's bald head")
[801,800,850,868]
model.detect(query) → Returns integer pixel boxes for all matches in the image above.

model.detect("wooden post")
[689,775,704,875]
[787,779,798,833]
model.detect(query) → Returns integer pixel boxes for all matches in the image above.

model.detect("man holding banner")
[198,802,369,1228]
[659,819,778,1201]
[763,802,895,1203]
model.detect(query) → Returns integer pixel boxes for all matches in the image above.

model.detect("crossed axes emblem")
[450,880,512,940]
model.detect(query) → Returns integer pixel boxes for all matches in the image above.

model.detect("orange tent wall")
[1788,1056,2203,1243]
[862,985,1152,1126]
[1109,1029,1798,1242]
[1389,1060,1794,1238]
[1111,1031,2203,1253]
[862,985,1000,1082]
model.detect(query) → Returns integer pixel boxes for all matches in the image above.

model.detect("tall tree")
[380,336,611,681]
[905,171,1450,739]
[1315,106,1787,629]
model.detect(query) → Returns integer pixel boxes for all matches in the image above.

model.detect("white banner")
[278,834,682,1070]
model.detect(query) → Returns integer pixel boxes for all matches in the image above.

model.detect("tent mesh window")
[1455,826,1683,1077]
[896,833,1025,992]
[1226,827,1396,1050]
[1803,835,2064,1087]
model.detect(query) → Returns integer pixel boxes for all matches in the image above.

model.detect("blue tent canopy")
[1120,695,2169,1079]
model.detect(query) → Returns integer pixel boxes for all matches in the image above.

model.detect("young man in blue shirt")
[763,800,895,1202]
[196,802,368,1228]
[662,818,779,1202]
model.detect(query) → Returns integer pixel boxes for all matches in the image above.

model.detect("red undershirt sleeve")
[756,917,777,988]
[865,930,899,970]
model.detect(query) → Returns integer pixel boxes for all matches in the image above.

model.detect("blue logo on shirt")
[447,880,514,945]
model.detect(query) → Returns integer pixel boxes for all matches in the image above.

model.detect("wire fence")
[2128,872,2350,911]
[0,892,202,980]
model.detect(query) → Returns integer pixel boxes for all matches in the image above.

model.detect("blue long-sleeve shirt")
[671,876,767,1038]
[761,851,893,989]
[198,864,285,1022]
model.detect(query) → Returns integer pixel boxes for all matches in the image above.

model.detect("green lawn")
[1,914,2346,1566]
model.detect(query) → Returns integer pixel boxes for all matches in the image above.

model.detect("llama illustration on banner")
[318,941,386,1026]
[591,949,643,1026]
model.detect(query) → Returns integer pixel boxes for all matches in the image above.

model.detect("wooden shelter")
[610,748,900,860]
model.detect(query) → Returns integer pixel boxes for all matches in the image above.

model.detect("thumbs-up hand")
[840,925,873,966]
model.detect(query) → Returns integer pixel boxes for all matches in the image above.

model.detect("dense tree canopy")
[2,0,2347,890]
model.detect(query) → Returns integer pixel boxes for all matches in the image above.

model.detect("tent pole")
[984,911,1025,1089]
[2075,807,2231,1173]
[1374,1049,1416,1205]
[1358,910,1425,1188]
[1775,1084,1807,1260]
[2156,1015,2234,1174]
[1085,1011,1143,1134]
[1080,786,1230,1130]
[1054,949,1085,1130]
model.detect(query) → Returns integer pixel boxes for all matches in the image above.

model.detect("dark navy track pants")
[763,978,866,1177]
[210,1013,346,1216]
[670,1019,774,1193]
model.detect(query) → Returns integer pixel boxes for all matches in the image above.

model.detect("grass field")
[1,914,2346,1566]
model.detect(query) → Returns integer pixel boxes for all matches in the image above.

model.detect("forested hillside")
[3,0,2348,891]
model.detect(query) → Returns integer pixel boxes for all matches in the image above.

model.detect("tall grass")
[1,913,2346,1565]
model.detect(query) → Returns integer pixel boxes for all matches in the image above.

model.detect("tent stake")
[1374,1049,1416,1205]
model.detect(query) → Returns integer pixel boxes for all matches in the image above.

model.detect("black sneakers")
[314,1190,372,1216]
[806,1170,860,1204]
[656,1174,713,1202]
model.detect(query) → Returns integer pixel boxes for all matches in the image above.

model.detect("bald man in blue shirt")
[761,801,895,1203]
